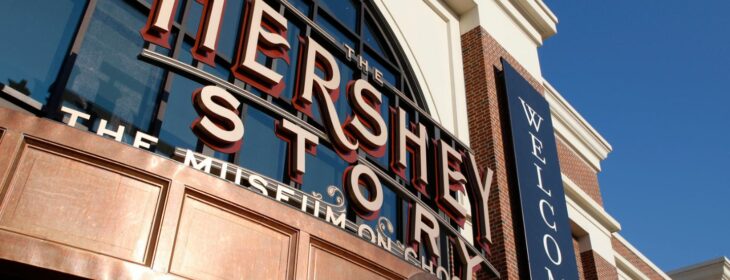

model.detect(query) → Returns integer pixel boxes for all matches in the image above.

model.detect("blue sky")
[538,0,730,272]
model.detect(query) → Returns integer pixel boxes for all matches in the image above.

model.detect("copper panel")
[170,194,296,280]
[0,141,163,265]
[307,240,402,280]
[0,230,185,280]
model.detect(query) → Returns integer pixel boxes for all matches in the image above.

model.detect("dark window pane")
[288,0,311,17]
[315,14,355,48]
[185,2,204,39]
[301,145,349,207]
[0,0,85,104]
[363,16,393,60]
[202,61,230,80]
[308,57,354,126]
[318,0,357,31]
[157,74,201,157]
[62,0,164,143]
[275,19,304,102]
[237,106,288,182]
[218,0,244,60]
[364,51,397,86]
[185,0,243,60]
[357,183,401,243]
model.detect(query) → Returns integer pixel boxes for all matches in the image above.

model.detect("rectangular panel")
[0,141,163,264]
[170,194,296,280]
[502,60,579,279]
[307,241,399,280]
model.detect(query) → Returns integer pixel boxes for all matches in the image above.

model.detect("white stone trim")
[493,0,544,45]
[372,0,471,144]
[456,0,557,44]
[614,234,672,280]
[566,195,616,264]
[615,253,651,280]
[669,257,730,280]
[508,0,558,40]
[545,80,612,171]
[563,174,621,233]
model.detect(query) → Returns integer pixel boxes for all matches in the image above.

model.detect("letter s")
[192,85,244,153]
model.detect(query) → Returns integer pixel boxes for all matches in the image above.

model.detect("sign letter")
[191,85,244,153]
[232,0,290,97]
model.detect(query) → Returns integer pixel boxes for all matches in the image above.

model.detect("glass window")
[364,51,397,86]
[301,144,349,207]
[307,57,355,127]
[357,183,401,243]
[185,0,243,60]
[288,0,311,17]
[318,0,358,31]
[363,16,393,60]
[185,2,204,40]
[202,61,231,80]
[62,0,165,144]
[0,0,85,105]
[315,14,355,48]
[157,74,202,157]
[237,106,288,182]
[275,19,304,102]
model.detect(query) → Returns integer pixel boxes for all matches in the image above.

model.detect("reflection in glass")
[363,16,393,60]
[0,0,85,105]
[357,183,402,243]
[288,0,311,17]
[364,51,397,86]
[157,74,201,157]
[318,0,358,31]
[62,0,164,144]
[275,19,304,102]
[302,144,349,207]
[237,106,288,182]
[315,14,355,48]
[185,0,243,60]
[308,57,355,126]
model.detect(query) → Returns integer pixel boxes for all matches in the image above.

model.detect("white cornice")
[441,0,476,16]
[544,80,612,171]
[615,253,650,280]
[669,257,730,280]
[563,174,621,233]
[614,234,672,280]
[492,0,544,45]
[508,0,558,40]
[451,0,557,44]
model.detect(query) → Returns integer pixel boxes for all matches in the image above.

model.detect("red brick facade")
[574,238,587,280]
[462,26,545,280]
[460,23,667,280]
[580,251,619,280]
[613,238,666,280]
[462,26,530,280]
[556,138,603,205]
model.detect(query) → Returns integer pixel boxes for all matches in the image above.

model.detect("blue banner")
[503,60,579,280]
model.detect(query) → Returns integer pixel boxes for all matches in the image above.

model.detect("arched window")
[0,0,486,270]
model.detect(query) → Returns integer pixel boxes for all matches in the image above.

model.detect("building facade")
[670,258,730,280]
[0,0,671,279]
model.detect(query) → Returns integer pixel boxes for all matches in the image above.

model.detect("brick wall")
[580,250,619,280]
[462,26,543,280]
[612,238,666,280]
[556,138,604,205]
[574,237,587,280]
